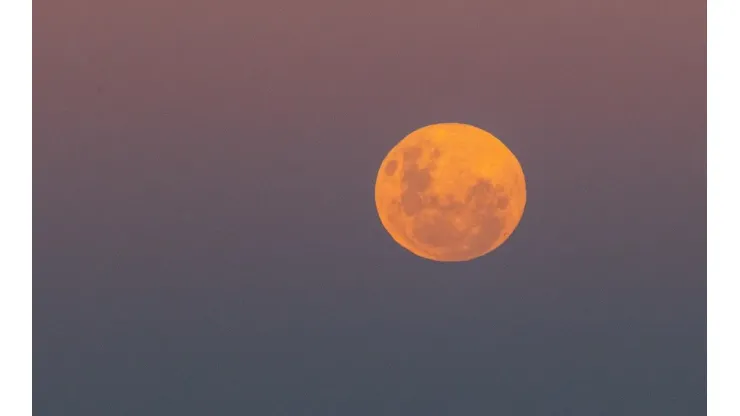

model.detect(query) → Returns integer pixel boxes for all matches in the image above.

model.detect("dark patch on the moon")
[403,146,423,164]
[465,179,510,211]
[412,214,463,248]
[401,192,423,215]
[467,214,503,253]
[399,145,436,216]
[411,204,504,260]
[392,144,510,260]
[385,160,398,176]
[493,185,510,209]
[465,179,495,207]
[402,166,432,192]
[438,193,457,208]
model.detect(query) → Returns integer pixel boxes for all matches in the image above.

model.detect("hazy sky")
[35,0,705,414]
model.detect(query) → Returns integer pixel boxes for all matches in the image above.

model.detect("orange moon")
[374,123,527,262]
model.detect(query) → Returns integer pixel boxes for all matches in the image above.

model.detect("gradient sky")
[34,0,706,414]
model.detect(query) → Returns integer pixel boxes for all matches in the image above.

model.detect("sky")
[34,0,706,414]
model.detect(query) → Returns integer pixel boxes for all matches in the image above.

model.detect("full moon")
[374,123,526,262]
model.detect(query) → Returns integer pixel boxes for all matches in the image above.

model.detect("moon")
[374,123,526,262]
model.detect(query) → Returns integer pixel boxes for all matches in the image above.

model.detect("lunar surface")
[374,123,526,262]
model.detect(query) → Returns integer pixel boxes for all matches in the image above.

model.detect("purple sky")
[35,0,705,414]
